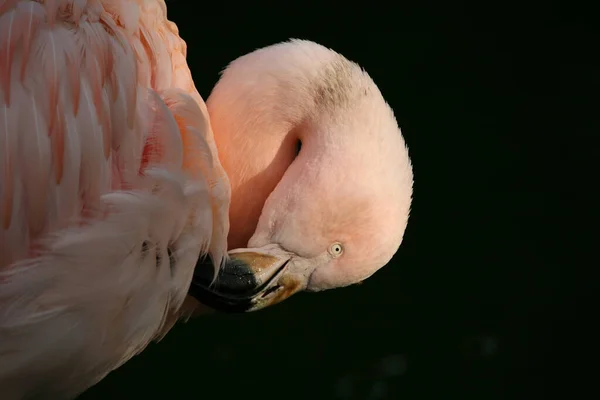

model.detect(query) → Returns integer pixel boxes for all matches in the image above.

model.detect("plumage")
[0,1,229,398]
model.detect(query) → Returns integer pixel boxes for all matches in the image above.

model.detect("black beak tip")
[187,280,254,313]
[192,255,262,297]
[188,255,261,313]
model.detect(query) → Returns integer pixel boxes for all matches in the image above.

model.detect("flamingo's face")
[188,40,413,312]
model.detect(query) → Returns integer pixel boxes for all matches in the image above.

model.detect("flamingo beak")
[189,244,306,312]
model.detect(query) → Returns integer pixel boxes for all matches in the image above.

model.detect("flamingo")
[0,1,413,398]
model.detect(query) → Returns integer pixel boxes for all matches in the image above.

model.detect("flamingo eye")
[329,242,343,257]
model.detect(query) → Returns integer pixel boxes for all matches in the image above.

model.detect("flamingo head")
[189,40,413,312]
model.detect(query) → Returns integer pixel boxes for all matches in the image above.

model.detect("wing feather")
[0,1,230,397]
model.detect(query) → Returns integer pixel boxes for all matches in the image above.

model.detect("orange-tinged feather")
[66,52,81,115]
[104,35,114,83]
[0,0,18,15]
[1,159,12,230]
[102,119,111,160]
[51,105,65,184]
[0,9,16,105]
[18,2,44,82]
[46,33,59,136]
[71,0,86,24]
[44,0,58,27]
[1,106,13,229]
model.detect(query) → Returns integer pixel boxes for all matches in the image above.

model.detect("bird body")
[0,1,229,398]
[0,1,413,398]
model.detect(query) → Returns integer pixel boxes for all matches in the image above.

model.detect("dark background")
[80,1,597,399]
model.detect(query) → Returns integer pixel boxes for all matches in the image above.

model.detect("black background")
[80,1,597,399]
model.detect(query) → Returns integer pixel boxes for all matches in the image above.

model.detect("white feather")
[0,170,212,399]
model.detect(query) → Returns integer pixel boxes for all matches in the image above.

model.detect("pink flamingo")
[0,1,413,398]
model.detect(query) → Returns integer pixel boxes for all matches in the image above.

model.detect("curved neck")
[206,41,370,249]
[207,83,311,249]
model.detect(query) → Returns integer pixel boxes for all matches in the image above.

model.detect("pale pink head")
[189,40,413,311]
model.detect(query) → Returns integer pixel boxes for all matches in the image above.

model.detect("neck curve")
[206,40,374,249]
